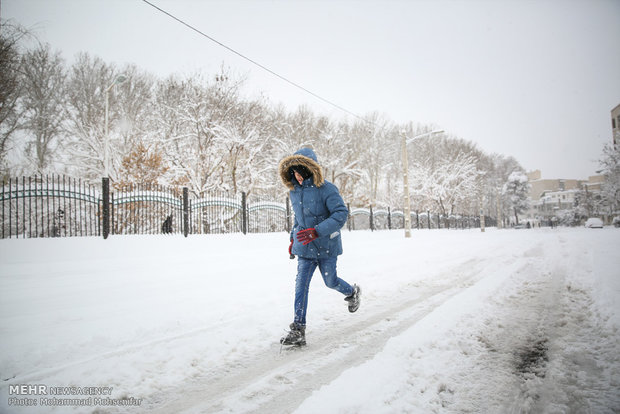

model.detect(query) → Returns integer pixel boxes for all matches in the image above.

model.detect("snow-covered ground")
[1,227,618,413]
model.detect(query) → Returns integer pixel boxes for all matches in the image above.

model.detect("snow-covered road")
[1,227,618,413]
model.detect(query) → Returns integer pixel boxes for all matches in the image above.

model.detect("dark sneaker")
[345,284,361,313]
[280,323,306,346]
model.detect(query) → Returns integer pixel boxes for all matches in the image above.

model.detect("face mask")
[289,165,312,180]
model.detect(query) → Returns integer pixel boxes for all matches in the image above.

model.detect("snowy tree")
[346,114,395,206]
[63,53,118,181]
[19,43,66,173]
[406,131,482,220]
[568,189,598,224]
[148,75,186,185]
[152,69,251,196]
[598,143,620,216]
[266,105,306,157]
[503,171,531,225]
[375,130,403,209]
[112,64,155,178]
[315,117,365,204]
[113,141,171,235]
[410,145,480,218]
[253,105,298,198]
[116,141,169,189]
[212,98,273,195]
[284,105,325,148]
[486,154,524,227]
[0,21,29,177]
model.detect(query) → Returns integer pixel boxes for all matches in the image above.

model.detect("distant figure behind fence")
[162,215,173,234]
[52,208,66,237]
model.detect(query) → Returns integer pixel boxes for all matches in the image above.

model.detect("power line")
[140,0,370,124]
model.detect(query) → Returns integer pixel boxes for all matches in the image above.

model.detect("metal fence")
[190,192,242,235]
[1,175,100,238]
[188,193,290,235]
[110,182,185,236]
[1,175,489,239]
[347,206,484,231]
[1,175,294,239]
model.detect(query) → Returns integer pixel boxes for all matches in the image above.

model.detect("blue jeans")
[294,256,353,326]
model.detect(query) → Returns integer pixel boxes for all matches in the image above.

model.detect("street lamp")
[104,74,128,177]
[401,129,444,237]
[477,171,486,233]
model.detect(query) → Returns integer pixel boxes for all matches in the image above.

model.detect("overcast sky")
[3,0,620,179]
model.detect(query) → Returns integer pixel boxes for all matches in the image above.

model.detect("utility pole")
[401,131,412,238]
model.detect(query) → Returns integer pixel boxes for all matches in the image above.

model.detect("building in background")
[527,170,582,203]
[612,103,620,147]
[525,170,604,225]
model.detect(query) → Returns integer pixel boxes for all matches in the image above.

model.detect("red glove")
[296,228,319,245]
[288,239,294,255]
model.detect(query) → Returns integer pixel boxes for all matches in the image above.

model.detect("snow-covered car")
[584,218,604,228]
[613,216,620,228]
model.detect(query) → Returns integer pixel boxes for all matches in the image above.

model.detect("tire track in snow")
[143,256,498,414]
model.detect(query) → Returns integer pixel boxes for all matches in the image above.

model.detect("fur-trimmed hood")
[278,148,325,190]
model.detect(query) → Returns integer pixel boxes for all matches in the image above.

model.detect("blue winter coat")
[279,148,348,258]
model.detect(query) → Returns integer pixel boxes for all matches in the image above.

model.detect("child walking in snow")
[278,147,361,346]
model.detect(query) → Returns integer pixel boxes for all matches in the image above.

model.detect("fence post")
[183,187,189,237]
[102,177,110,239]
[241,191,247,235]
[1,178,5,239]
[387,207,392,230]
[347,203,352,231]
[110,192,115,235]
[286,195,291,233]
[369,205,374,231]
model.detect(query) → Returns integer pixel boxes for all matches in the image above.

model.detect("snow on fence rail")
[1,175,488,239]
[113,191,182,207]
[191,197,242,211]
